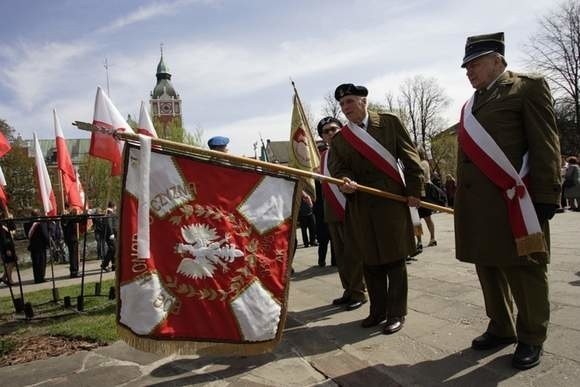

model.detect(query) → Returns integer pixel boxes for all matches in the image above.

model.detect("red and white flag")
[117,142,300,355]
[137,101,158,138]
[89,86,134,176]
[33,133,57,216]
[54,109,83,209]
[0,165,7,208]
[0,131,10,158]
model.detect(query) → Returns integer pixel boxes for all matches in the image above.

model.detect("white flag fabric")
[33,133,57,216]
[137,101,158,138]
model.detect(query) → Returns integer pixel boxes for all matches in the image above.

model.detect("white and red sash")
[341,122,421,230]
[341,122,404,186]
[321,149,346,221]
[459,95,545,256]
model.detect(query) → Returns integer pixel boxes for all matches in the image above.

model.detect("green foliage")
[80,156,121,210]
[0,137,36,216]
[0,337,17,356]
[430,126,458,179]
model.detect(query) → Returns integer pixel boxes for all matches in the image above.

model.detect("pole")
[58,169,66,213]
[290,79,321,161]
[73,121,453,214]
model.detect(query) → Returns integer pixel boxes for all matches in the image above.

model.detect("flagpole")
[58,169,66,213]
[74,121,453,214]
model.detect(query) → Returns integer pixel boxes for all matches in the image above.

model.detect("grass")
[0,279,118,344]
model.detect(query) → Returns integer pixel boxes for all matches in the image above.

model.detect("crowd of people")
[0,201,118,286]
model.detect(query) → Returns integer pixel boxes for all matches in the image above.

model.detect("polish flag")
[89,86,135,176]
[0,165,7,208]
[33,133,57,216]
[54,109,83,209]
[137,101,158,138]
[0,131,10,158]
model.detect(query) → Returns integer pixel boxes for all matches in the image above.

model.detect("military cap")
[334,83,368,101]
[316,116,343,136]
[207,136,229,149]
[461,32,505,67]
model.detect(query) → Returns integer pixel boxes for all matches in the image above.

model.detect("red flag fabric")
[118,143,299,355]
[0,131,10,158]
[53,109,83,209]
[33,133,57,216]
[89,86,134,176]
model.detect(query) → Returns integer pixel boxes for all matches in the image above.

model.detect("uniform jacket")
[329,111,423,264]
[455,71,561,266]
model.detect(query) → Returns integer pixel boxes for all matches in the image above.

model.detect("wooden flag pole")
[290,79,321,160]
[73,121,453,214]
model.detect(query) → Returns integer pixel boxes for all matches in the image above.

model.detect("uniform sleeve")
[522,78,561,204]
[390,115,424,197]
[328,134,355,183]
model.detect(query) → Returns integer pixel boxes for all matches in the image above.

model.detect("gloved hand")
[534,203,558,224]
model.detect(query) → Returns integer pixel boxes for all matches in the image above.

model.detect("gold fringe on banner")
[515,232,546,257]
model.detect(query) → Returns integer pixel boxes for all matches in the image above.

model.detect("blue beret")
[207,136,230,148]
[334,83,368,101]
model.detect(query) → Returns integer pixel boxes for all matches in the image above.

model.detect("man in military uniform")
[329,84,423,334]
[455,32,561,369]
[317,116,367,310]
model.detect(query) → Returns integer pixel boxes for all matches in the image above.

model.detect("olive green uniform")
[329,111,423,318]
[455,71,561,344]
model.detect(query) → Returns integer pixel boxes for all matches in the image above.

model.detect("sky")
[0,0,558,156]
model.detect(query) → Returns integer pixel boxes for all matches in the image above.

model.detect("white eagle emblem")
[175,223,244,279]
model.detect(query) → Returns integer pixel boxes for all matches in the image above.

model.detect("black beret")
[316,116,343,136]
[334,83,368,101]
[462,32,505,67]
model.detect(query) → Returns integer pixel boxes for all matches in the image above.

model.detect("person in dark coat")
[61,205,80,278]
[329,83,423,335]
[456,32,561,370]
[313,175,334,267]
[0,207,18,285]
[298,192,317,248]
[101,202,118,271]
[24,209,50,284]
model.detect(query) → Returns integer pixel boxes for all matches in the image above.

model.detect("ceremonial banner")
[0,131,10,158]
[54,109,83,209]
[137,101,158,138]
[33,133,57,216]
[117,142,300,355]
[89,86,134,176]
[288,93,320,197]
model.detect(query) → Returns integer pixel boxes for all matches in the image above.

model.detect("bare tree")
[320,92,344,121]
[399,76,450,145]
[524,0,580,149]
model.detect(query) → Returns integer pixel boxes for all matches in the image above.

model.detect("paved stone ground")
[0,211,578,386]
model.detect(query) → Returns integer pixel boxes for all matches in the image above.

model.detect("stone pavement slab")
[0,210,579,386]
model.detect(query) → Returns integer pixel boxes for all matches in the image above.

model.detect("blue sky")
[0,0,557,156]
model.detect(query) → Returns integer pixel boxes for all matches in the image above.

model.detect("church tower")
[150,46,182,138]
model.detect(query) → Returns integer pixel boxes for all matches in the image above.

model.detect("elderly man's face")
[339,95,367,124]
[465,54,503,91]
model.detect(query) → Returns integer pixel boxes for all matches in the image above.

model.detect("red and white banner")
[89,86,134,176]
[33,133,57,216]
[118,142,299,355]
[137,101,158,138]
[0,131,10,158]
[321,149,345,221]
[53,109,83,209]
[0,165,7,208]
[459,96,545,255]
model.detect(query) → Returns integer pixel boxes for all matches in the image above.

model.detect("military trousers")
[476,263,549,345]
[363,259,407,318]
[328,221,366,302]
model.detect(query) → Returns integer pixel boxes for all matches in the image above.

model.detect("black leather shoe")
[512,343,542,370]
[361,314,386,328]
[345,299,367,311]
[471,332,517,350]
[383,317,405,334]
[332,296,350,306]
